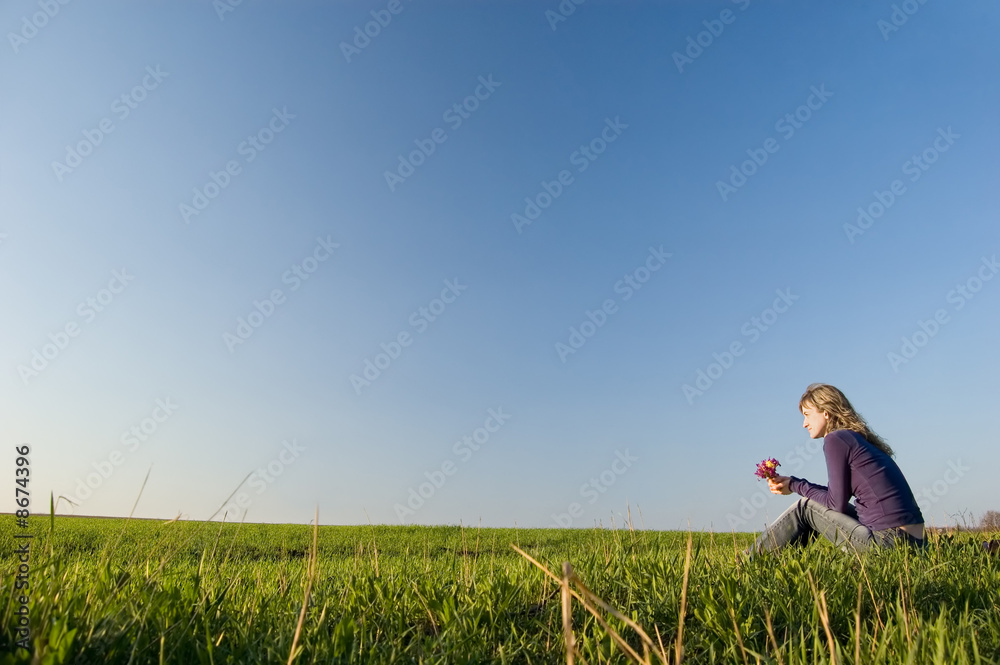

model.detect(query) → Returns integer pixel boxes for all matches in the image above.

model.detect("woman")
[747,383,926,558]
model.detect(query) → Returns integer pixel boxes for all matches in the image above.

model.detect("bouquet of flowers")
[755,458,780,481]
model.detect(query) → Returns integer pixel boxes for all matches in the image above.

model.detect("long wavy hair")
[799,383,894,457]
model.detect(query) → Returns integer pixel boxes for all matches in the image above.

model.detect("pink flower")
[755,458,780,480]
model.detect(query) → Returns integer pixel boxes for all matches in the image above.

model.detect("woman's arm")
[787,434,853,513]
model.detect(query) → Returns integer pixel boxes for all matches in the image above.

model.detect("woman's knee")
[792,497,812,515]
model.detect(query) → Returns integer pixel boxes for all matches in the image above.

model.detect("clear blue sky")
[2,1,997,531]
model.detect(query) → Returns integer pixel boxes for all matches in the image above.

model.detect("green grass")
[2,515,998,664]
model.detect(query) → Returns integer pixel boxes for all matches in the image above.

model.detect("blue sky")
[2,1,997,531]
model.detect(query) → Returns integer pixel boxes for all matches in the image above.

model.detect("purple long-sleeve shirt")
[788,429,924,531]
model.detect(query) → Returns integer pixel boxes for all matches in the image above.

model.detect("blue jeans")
[748,497,926,558]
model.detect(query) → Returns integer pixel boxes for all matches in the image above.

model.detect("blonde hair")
[799,383,894,457]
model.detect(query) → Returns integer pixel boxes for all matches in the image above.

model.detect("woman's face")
[801,402,829,439]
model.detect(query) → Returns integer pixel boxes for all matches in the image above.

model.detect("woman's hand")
[768,475,793,495]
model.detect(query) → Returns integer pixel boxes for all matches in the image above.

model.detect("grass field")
[2,514,998,664]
